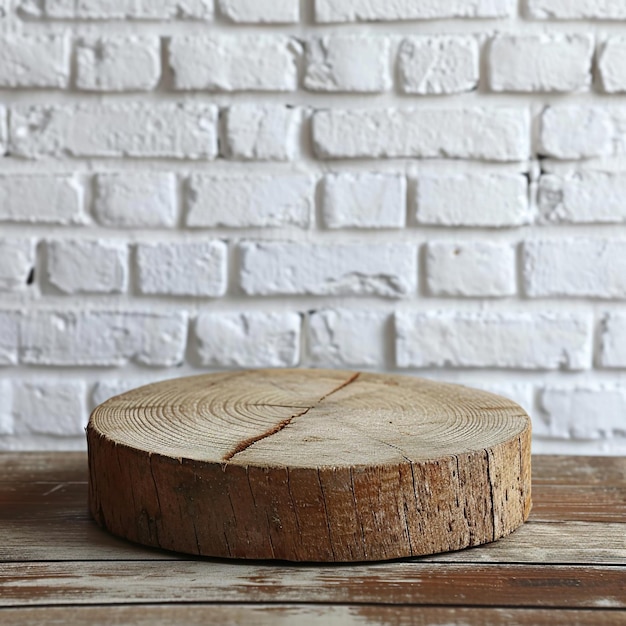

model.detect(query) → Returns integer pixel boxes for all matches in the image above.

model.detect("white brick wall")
[322,173,405,229]
[19,311,187,366]
[395,312,592,370]
[0,35,69,87]
[187,174,314,228]
[12,381,86,436]
[304,35,390,93]
[312,108,529,161]
[523,239,626,298]
[19,0,214,20]
[136,241,227,296]
[315,0,514,22]
[76,36,161,91]
[194,311,301,367]
[398,36,479,95]
[525,0,626,20]
[11,104,218,159]
[0,175,84,224]
[0,240,35,291]
[487,35,593,93]
[2,2,626,455]
[46,240,128,294]
[218,0,298,24]
[538,171,626,223]
[168,36,299,91]
[414,173,531,227]
[224,104,299,160]
[426,242,516,297]
[239,242,417,297]
[308,309,388,367]
[598,37,626,93]
[94,173,177,228]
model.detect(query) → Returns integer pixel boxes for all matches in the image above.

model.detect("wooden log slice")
[87,369,532,562]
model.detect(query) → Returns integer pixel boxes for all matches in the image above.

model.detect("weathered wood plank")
[2,562,625,608]
[532,456,626,486]
[2,453,624,487]
[0,453,86,484]
[2,455,625,564]
[0,604,623,626]
[424,521,626,564]
[2,517,624,564]
[8,478,623,525]
[532,485,626,523]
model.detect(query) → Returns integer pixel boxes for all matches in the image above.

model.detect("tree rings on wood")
[87,369,532,562]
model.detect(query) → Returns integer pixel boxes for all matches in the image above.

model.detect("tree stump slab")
[87,369,532,562]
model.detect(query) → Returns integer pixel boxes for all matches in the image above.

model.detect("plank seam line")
[1,601,624,611]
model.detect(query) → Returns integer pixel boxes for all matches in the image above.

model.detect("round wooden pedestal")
[87,369,532,562]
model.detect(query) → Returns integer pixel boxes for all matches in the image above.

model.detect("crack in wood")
[485,448,496,542]
[222,372,361,462]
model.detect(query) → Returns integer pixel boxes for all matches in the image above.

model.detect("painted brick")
[304,36,390,93]
[0,107,6,155]
[473,383,534,415]
[312,108,530,161]
[20,310,188,367]
[239,242,417,297]
[315,0,514,22]
[600,314,626,368]
[10,104,218,159]
[414,173,531,227]
[136,241,227,296]
[218,0,298,22]
[539,106,616,159]
[322,173,406,229]
[526,0,626,19]
[538,386,626,439]
[93,172,177,228]
[0,381,13,435]
[46,240,128,294]
[12,381,86,436]
[92,379,153,408]
[194,311,301,367]
[538,171,626,223]
[0,35,69,88]
[19,0,213,19]
[396,311,592,370]
[0,175,84,224]
[0,240,35,292]
[76,36,161,91]
[398,36,479,95]
[0,311,20,365]
[524,238,626,298]
[598,37,626,93]
[169,36,298,91]
[488,35,593,92]
[186,174,314,228]
[426,241,516,297]
[308,309,388,367]
[225,105,299,161]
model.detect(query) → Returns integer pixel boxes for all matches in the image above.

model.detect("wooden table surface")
[1,453,625,625]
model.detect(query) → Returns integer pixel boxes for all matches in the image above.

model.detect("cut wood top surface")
[89,369,530,467]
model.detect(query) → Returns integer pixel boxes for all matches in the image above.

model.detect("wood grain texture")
[2,561,625,608]
[1,455,624,564]
[1,453,625,623]
[87,369,532,562]
[0,605,624,626]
